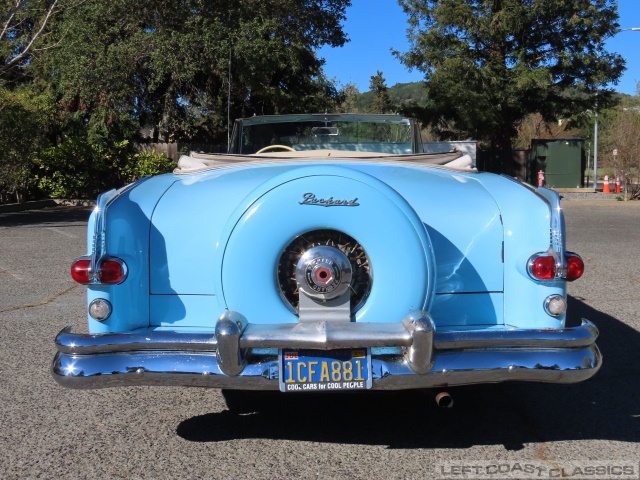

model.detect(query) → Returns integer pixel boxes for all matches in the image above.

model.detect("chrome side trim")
[89,189,117,283]
[536,187,567,278]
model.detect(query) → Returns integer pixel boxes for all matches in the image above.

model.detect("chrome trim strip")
[55,326,218,354]
[434,319,598,349]
[89,178,151,284]
[242,320,414,349]
[536,187,567,278]
[52,343,601,390]
[89,189,117,282]
[55,319,599,355]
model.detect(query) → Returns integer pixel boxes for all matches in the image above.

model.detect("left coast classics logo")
[299,192,360,207]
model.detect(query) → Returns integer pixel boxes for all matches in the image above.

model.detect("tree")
[1,0,64,76]
[1,0,351,203]
[30,0,350,145]
[0,85,53,201]
[368,70,392,114]
[599,84,640,200]
[514,113,581,150]
[397,0,625,170]
[336,82,361,113]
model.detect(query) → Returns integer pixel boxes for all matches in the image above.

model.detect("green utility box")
[530,138,585,188]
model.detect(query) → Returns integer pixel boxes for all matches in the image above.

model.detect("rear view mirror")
[311,127,339,136]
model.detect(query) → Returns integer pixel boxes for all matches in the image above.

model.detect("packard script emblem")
[299,192,359,207]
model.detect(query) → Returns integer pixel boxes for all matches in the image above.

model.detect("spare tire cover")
[217,165,435,324]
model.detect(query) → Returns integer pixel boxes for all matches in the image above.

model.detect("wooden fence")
[140,143,226,161]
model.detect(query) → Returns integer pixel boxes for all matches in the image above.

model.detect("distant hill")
[355,81,427,111]
[354,82,638,113]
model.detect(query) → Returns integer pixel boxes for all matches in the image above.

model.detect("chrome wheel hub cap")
[296,246,352,301]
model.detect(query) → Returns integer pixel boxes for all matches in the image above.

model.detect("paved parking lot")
[0,201,638,479]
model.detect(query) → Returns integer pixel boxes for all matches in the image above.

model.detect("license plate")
[279,348,372,392]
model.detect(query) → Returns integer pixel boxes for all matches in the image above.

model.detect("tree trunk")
[490,132,513,175]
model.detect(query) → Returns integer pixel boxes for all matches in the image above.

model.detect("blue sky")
[318,0,640,95]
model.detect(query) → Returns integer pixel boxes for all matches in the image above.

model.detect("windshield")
[232,116,414,154]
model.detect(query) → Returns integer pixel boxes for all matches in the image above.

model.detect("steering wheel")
[256,145,296,154]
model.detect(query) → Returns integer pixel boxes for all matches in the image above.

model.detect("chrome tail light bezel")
[71,255,128,285]
[527,252,584,282]
[527,188,584,283]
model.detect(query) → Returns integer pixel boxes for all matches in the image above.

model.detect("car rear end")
[52,161,601,392]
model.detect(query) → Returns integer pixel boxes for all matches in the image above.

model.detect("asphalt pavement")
[0,201,638,479]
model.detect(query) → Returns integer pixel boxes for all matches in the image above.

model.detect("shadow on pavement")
[0,206,92,227]
[177,296,639,450]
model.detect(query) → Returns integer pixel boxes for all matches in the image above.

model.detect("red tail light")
[99,260,126,284]
[71,257,127,284]
[528,255,557,280]
[565,253,585,281]
[71,258,92,284]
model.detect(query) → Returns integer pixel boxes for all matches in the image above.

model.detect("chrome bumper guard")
[52,311,601,390]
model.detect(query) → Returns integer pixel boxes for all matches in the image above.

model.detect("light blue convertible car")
[53,114,600,405]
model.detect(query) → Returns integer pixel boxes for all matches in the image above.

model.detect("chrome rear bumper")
[52,311,601,390]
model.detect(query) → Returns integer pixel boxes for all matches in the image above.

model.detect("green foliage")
[32,139,130,198]
[336,82,361,113]
[121,151,176,181]
[28,0,350,145]
[1,0,349,202]
[597,86,640,200]
[354,81,428,112]
[368,71,393,114]
[0,85,54,201]
[386,82,428,105]
[397,0,625,160]
[31,139,174,199]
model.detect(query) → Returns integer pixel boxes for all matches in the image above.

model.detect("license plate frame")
[278,348,372,392]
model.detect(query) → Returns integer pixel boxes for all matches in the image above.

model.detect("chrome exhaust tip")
[435,391,453,408]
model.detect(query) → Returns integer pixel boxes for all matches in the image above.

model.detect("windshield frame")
[229,114,423,155]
